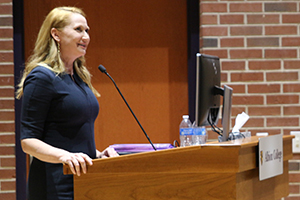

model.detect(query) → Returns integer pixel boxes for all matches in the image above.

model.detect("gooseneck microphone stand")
[98,65,157,151]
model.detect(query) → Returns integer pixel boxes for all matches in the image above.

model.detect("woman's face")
[55,13,90,63]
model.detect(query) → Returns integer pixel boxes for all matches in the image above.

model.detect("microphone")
[98,65,157,151]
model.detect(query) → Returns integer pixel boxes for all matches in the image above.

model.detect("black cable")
[208,112,222,136]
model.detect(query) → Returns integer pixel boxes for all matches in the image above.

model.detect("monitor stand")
[219,85,233,142]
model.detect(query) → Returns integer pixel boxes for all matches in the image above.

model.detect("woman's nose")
[82,31,90,40]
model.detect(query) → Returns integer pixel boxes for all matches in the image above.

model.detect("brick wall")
[0,0,15,199]
[199,0,300,199]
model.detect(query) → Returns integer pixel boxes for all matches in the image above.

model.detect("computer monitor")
[194,53,233,142]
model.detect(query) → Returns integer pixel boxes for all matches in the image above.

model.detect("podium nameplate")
[259,134,283,181]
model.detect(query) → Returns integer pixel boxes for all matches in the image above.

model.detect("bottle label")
[193,127,206,135]
[180,128,193,136]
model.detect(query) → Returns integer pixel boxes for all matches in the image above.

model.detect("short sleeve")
[20,67,56,140]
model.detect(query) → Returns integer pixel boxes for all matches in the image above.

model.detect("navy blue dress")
[20,66,99,200]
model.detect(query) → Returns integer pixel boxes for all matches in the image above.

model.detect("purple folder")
[109,143,174,154]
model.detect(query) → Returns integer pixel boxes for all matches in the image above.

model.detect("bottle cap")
[182,115,189,119]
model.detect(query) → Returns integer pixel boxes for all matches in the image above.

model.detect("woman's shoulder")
[24,65,64,88]
[30,64,57,78]
[28,63,66,84]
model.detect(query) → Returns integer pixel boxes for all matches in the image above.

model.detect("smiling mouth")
[78,44,87,48]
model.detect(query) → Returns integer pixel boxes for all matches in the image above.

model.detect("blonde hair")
[16,6,100,99]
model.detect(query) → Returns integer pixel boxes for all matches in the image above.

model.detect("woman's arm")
[21,138,93,176]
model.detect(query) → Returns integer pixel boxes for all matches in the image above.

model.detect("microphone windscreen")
[98,65,107,73]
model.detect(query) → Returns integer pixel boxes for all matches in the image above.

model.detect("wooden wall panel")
[24,0,188,150]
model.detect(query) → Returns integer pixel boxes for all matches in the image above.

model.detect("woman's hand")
[59,152,93,176]
[21,138,93,176]
[97,147,119,158]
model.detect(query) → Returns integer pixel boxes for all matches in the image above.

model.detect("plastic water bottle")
[179,115,193,147]
[192,121,207,145]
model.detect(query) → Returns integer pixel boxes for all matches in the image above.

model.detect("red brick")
[225,84,245,93]
[289,161,300,171]
[282,37,300,47]
[0,99,14,109]
[267,95,299,104]
[284,84,300,93]
[0,157,15,167]
[230,49,262,59]
[247,14,279,24]
[0,64,14,74]
[221,73,227,82]
[200,15,218,25]
[266,72,298,81]
[0,193,16,200]
[201,38,217,48]
[0,134,15,144]
[201,26,228,36]
[230,26,263,36]
[265,26,297,35]
[0,28,13,38]
[220,14,244,24]
[231,72,264,82]
[289,184,300,194]
[1,180,16,191]
[265,2,297,12]
[0,169,15,179]
[248,84,280,93]
[0,146,15,157]
[0,76,14,86]
[0,124,14,132]
[232,95,264,105]
[230,3,262,12]
[247,37,279,47]
[0,17,12,26]
[292,154,300,160]
[221,61,245,70]
[243,117,264,127]
[284,60,300,69]
[0,111,14,120]
[0,88,14,97]
[0,52,13,62]
[283,14,300,23]
[284,106,300,115]
[201,49,228,58]
[0,5,12,15]
[267,117,299,127]
[265,49,297,59]
[231,106,246,116]
[0,146,15,155]
[249,60,281,70]
[0,40,13,50]
[220,38,244,47]
[248,106,281,116]
[200,3,227,13]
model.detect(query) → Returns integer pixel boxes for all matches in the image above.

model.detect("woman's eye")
[75,27,82,32]
[75,27,89,34]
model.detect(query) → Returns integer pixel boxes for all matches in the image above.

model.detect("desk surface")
[67,135,293,200]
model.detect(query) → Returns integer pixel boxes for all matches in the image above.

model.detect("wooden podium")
[64,135,293,200]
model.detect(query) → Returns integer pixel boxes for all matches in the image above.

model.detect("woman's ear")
[51,28,60,42]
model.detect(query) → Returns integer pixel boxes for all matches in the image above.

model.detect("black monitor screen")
[195,53,221,127]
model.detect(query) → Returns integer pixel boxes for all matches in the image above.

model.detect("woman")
[16,6,118,199]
